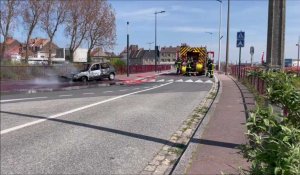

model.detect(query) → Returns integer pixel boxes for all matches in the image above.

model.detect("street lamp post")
[126,21,130,77]
[297,36,300,76]
[225,0,230,75]
[127,21,129,77]
[154,10,165,72]
[217,0,222,72]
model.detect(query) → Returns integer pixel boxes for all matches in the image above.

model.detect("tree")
[0,0,19,59]
[64,0,92,62]
[85,0,116,62]
[21,0,43,63]
[40,0,66,65]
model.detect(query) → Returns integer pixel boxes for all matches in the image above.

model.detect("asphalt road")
[1,74,213,174]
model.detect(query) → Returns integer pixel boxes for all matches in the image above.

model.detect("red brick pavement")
[187,74,250,175]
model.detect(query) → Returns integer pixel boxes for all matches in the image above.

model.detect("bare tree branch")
[65,0,92,62]
[85,0,116,62]
[21,0,43,63]
[0,0,19,59]
[40,0,67,65]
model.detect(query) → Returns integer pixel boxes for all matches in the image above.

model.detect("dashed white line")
[0,96,48,103]
[83,93,95,95]
[103,91,113,93]
[59,94,72,97]
[133,88,140,90]
[0,82,172,135]
[119,89,129,92]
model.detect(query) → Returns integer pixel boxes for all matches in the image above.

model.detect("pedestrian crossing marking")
[205,80,213,83]
[167,79,174,82]
[157,79,165,82]
[175,79,183,82]
[195,79,203,83]
[148,79,156,82]
[185,79,193,82]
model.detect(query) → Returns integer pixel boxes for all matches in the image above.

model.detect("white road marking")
[0,82,173,135]
[167,79,174,82]
[185,79,194,82]
[133,88,140,90]
[59,94,72,97]
[83,93,95,95]
[148,79,156,82]
[119,89,129,92]
[195,79,204,83]
[175,79,183,82]
[0,97,48,103]
[205,80,213,83]
[103,91,113,93]
[157,79,165,82]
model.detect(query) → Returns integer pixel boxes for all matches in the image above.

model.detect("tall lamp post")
[225,0,230,75]
[154,10,165,72]
[297,36,300,76]
[127,21,129,77]
[217,0,222,72]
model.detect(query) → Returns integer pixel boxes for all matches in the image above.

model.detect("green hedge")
[241,71,300,175]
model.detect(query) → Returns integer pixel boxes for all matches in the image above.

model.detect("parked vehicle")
[72,62,116,82]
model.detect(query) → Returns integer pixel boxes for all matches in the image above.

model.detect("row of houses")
[0,37,180,65]
[0,37,116,64]
[120,45,180,65]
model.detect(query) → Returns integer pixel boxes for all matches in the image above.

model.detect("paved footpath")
[186,74,250,175]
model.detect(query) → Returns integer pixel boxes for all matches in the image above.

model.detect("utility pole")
[127,21,129,77]
[225,0,230,75]
[217,0,222,72]
[297,36,300,76]
[154,11,165,72]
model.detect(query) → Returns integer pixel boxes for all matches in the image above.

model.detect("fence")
[0,64,172,80]
[115,65,171,75]
[231,65,266,95]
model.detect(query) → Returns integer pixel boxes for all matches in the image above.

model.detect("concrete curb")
[171,75,222,175]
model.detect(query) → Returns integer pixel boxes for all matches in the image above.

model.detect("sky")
[12,0,300,64]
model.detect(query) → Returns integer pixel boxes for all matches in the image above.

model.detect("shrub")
[241,71,300,175]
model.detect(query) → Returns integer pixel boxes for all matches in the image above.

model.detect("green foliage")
[0,69,18,80]
[241,71,300,175]
[110,58,126,68]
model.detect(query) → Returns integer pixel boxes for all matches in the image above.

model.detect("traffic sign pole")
[236,31,245,80]
[238,47,241,80]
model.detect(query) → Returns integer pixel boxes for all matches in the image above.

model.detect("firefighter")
[206,58,212,77]
[206,58,214,78]
[187,58,192,76]
[175,59,182,75]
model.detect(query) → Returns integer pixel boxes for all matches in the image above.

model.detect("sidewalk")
[186,74,252,174]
